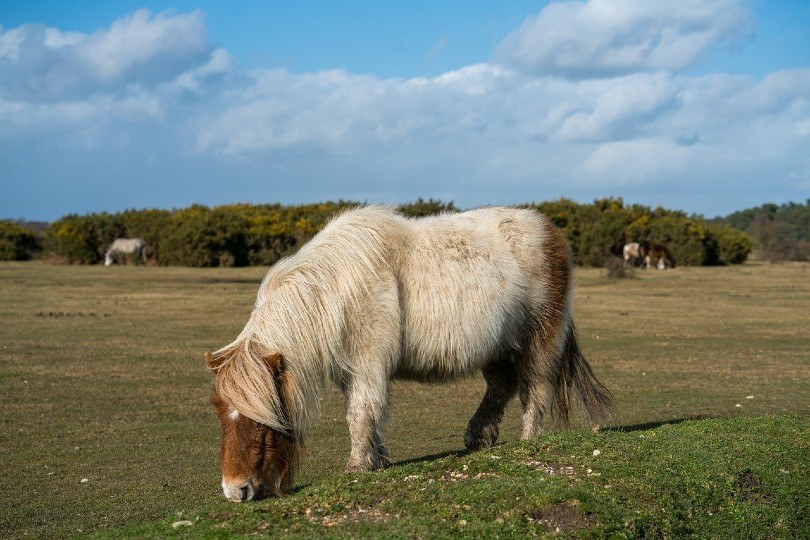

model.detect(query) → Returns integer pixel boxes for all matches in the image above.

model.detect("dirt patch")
[440,470,469,482]
[437,464,498,482]
[526,461,577,476]
[734,470,772,504]
[527,502,596,534]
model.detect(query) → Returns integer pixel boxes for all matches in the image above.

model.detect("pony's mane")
[210,205,401,436]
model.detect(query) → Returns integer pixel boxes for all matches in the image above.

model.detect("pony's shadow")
[390,441,514,469]
[391,449,465,468]
[603,414,711,433]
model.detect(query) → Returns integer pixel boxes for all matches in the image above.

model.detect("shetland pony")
[104,238,147,266]
[205,206,613,502]
[625,241,675,270]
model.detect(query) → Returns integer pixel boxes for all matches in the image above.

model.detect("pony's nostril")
[222,480,254,502]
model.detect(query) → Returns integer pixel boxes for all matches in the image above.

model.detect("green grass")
[117,415,809,538]
[0,261,808,538]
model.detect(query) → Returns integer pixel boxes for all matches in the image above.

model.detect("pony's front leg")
[344,380,391,472]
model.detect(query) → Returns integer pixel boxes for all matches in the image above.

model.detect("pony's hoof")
[464,432,496,451]
[464,424,498,451]
[464,439,493,452]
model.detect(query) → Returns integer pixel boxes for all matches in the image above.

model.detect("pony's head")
[205,349,300,502]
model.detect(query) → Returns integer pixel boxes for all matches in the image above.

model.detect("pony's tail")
[553,321,614,427]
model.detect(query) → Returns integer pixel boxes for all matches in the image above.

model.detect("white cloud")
[163,47,233,95]
[494,0,754,77]
[76,9,208,81]
[0,9,216,101]
[0,91,163,138]
[577,138,699,186]
[0,9,231,145]
[196,64,515,156]
[547,72,680,142]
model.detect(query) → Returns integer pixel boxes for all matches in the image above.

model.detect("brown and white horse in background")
[624,241,674,270]
[205,206,613,502]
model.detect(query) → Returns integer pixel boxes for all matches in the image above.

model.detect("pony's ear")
[266,353,295,398]
[265,353,286,379]
[265,353,295,424]
[205,351,223,372]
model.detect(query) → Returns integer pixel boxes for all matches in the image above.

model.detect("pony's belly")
[397,285,526,381]
[392,357,482,382]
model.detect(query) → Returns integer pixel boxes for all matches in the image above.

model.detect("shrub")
[243,201,358,266]
[398,198,458,217]
[0,220,41,260]
[711,224,753,264]
[44,215,104,264]
[158,205,250,267]
[604,256,636,280]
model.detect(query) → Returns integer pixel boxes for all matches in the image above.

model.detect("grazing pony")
[205,206,613,502]
[104,238,147,266]
[644,243,675,270]
[624,241,675,270]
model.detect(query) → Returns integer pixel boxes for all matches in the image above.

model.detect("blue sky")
[1,0,809,221]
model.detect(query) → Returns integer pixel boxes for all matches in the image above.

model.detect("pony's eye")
[259,425,272,446]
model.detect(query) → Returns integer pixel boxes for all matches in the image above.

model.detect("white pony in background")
[104,238,147,266]
[205,205,613,502]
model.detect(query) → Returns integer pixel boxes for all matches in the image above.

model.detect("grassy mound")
[116,414,808,539]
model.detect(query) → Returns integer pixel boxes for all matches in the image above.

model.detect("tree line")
[2,197,753,266]
[710,200,810,262]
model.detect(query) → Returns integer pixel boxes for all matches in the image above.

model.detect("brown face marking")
[213,394,263,483]
[209,352,299,500]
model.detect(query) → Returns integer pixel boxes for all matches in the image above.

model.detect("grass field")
[0,261,808,538]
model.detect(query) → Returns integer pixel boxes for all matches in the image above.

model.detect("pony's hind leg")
[519,376,555,439]
[517,322,566,439]
[464,359,519,451]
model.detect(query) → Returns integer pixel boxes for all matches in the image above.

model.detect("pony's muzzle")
[222,479,255,502]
